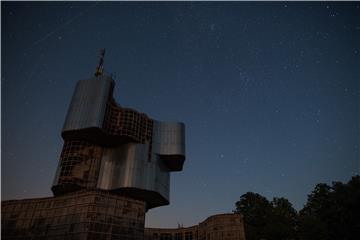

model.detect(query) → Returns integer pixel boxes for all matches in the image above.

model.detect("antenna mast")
[94,48,106,77]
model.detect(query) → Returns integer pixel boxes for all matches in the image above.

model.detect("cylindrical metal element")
[153,121,186,171]
[96,143,170,209]
[53,76,186,209]
[62,75,114,133]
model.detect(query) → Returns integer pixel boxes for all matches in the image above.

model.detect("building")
[52,74,185,210]
[145,214,246,240]
[2,50,245,240]
[2,190,146,239]
[2,50,185,239]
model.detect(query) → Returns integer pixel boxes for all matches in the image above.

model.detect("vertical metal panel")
[56,75,185,208]
[97,143,170,203]
[96,121,185,205]
[62,76,113,132]
[153,121,185,156]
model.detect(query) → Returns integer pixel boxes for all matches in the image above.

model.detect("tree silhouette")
[235,193,297,240]
[298,175,360,240]
[266,197,297,240]
[234,175,360,240]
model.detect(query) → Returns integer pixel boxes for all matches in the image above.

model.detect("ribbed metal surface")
[55,76,185,209]
[97,143,170,207]
[62,76,113,132]
[153,121,185,157]
[96,121,186,205]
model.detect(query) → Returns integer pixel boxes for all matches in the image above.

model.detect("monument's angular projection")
[52,74,185,210]
[2,50,245,240]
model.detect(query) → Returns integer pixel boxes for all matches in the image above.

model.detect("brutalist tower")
[2,50,186,239]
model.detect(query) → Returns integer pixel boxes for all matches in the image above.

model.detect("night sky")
[2,1,359,228]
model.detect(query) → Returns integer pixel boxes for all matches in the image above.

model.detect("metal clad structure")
[97,143,170,208]
[62,76,113,132]
[0,54,248,239]
[153,121,185,157]
[53,76,185,209]
[154,121,186,171]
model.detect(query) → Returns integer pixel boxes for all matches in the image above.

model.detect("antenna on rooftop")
[94,48,106,77]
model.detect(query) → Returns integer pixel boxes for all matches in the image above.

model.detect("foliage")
[298,175,360,240]
[235,193,297,240]
[266,197,298,240]
[235,192,272,240]
[234,175,360,240]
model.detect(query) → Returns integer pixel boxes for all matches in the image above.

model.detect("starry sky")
[1,1,359,228]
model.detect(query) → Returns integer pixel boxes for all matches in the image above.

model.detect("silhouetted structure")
[2,50,185,239]
[2,51,245,240]
[52,73,185,209]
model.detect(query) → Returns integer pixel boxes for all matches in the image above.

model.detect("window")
[160,233,172,240]
[185,232,193,240]
[174,232,183,240]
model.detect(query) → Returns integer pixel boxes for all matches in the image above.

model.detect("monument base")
[1,190,146,240]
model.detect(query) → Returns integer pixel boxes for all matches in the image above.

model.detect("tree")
[344,175,360,239]
[298,176,360,240]
[235,193,297,240]
[235,192,272,240]
[265,197,298,240]
[235,176,360,240]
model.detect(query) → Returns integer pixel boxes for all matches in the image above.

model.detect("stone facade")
[1,190,146,240]
[145,213,246,240]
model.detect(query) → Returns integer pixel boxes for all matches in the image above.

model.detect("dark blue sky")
[2,1,359,228]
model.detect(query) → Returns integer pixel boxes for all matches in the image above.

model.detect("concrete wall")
[145,213,246,240]
[1,190,146,240]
